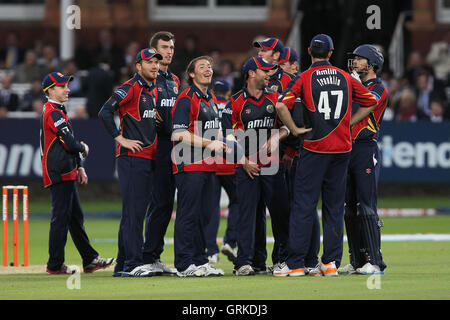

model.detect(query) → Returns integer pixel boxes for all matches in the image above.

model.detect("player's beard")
[141,69,158,83]
[256,78,268,90]
[160,60,170,68]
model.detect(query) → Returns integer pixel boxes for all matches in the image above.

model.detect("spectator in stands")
[388,78,402,109]
[426,31,450,84]
[32,39,47,67]
[62,59,84,97]
[93,28,124,82]
[0,75,20,112]
[404,51,434,88]
[171,34,203,77]
[14,50,45,83]
[0,107,7,118]
[416,72,433,117]
[86,54,114,118]
[72,104,89,119]
[74,36,94,71]
[428,100,446,123]
[416,70,448,118]
[404,51,422,87]
[32,98,44,117]
[122,41,140,74]
[41,45,60,73]
[396,89,421,122]
[21,80,46,112]
[208,48,223,78]
[218,59,238,92]
[383,78,402,121]
[0,32,23,69]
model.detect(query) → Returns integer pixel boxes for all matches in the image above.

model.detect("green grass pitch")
[0,197,449,300]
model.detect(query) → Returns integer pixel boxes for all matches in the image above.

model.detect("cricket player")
[206,79,237,264]
[339,44,388,275]
[41,72,114,274]
[98,48,163,277]
[171,56,226,277]
[279,47,300,76]
[274,34,378,277]
[253,37,296,270]
[222,56,310,276]
[142,31,179,275]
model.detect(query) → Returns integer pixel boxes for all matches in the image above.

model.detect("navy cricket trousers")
[174,171,216,272]
[220,174,239,249]
[205,173,239,256]
[269,163,291,265]
[234,167,289,269]
[345,141,379,220]
[287,156,320,268]
[204,174,221,257]
[345,140,386,270]
[143,146,176,264]
[47,180,98,271]
[116,156,154,272]
[287,149,350,269]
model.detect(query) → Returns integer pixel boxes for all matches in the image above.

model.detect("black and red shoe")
[46,264,76,275]
[83,257,115,273]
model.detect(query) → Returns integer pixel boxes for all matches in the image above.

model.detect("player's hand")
[351,70,362,83]
[281,154,294,170]
[261,133,280,156]
[80,141,89,158]
[155,111,163,128]
[77,167,88,185]
[206,140,229,153]
[293,127,312,137]
[243,159,260,179]
[115,135,144,153]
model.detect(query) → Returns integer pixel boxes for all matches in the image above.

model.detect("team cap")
[136,48,163,63]
[253,37,284,54]
[279,47,299,64]
[243,57,277,73]
[309,34,334,52]
[42,72,73,92]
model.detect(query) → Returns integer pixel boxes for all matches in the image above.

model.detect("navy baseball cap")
[253,37,284,54]
[279,47,299,64]
[309,34,334,52]
[212,79,231,92]
[136,48,163,63]
[42,72,73,92]
[243,57,277,73]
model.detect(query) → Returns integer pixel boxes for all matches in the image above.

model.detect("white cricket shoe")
[273,262,305,277]
[356,262,383,275]
[319,261,338,277]
[208,253,219,264]
[141,263,164,276]
[338,263,357,275]
[199,263,224,276]
[121,265,153,277]
[306,264,323,276]
[233,265,255,276]
[152,259,177,275]
[176,264,206,277]
[221,243,237,262]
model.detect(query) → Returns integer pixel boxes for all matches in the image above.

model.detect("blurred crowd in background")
[0,28,449,122]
